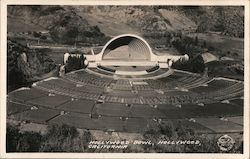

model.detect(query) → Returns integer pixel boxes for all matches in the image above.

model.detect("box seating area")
[132,84,152,91]
[108,80,132,90]
[104,90,136,97]
[140,96,162,105]
[145,79,169,90]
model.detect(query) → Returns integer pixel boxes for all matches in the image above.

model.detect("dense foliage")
[7,125,43,152]
[7,122,243,153]
[7,124,93,152]
[7,40,56,92]
[141,120,243,153]
[8,5,110,46]
[65,54,87,73]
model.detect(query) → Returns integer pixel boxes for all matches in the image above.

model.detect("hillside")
[7,5,244,46]
[7,5,109,45]
[7,5,244,80]
[7,40,57,92]
[72,6,244,37]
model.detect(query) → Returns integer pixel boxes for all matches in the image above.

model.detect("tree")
[39,124,79,152]
[195,36,199,45]
[16,132,42,152]
[6,125,20,152]
[40,35,47,40]
[6,125,42,152]
[159,122,175,138]
[65,54,86,73]
[33,32,41,38]
[202,41,207,48]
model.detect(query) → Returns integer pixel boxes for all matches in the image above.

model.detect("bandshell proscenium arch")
[100,34,153,61]
[85,34,188,69]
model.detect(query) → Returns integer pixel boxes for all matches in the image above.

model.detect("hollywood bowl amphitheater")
[7,34,244,134]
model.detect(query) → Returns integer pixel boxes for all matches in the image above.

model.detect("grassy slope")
[187,33,244,60]
[82,14,142,37]
[8,17,46,33]
[158,9,197,32]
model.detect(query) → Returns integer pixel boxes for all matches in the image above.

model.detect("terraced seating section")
[129,104,165,118]
[9,107,60,124]
[157,104,198,119]
[7,101,31,115]
[180,76,211,89]
[35,79,102,100]
[230,98,244,106]
[180,103,243,118]
[65,70,113,87]
[27,94,71,108]
[161,119,214,134]
[227,116,243,125]
[212,83,243,100]
[57,99,95,114]
[190,79,239,93]
[195,118,243,133]
[49,112,104,130]
[8,88,48,103]
[94,103,130,117]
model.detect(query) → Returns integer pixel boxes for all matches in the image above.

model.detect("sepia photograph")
[0,0,249,158]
